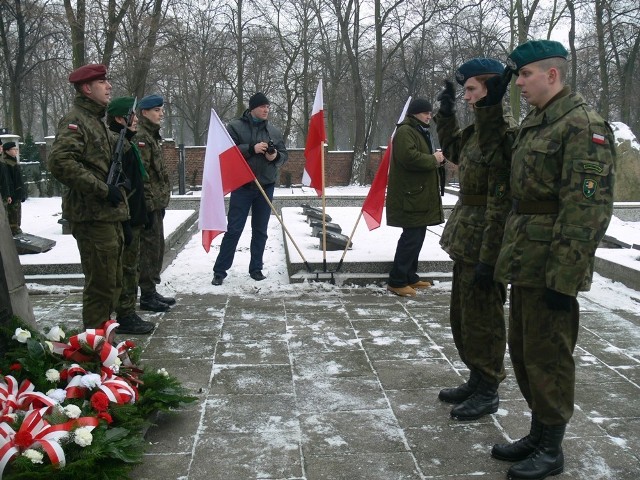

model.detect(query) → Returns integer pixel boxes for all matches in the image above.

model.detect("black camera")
[266,140,276,155]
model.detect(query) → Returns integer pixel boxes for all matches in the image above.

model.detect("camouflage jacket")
[386,115,444,228]
[48,94,129,223]
[477,87,616,295]
[137,116,170,212]
[435,110,513,266]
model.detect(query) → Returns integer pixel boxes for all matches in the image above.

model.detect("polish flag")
[361,97,412,230]
[302,80,326,196]
[199,108,256,252]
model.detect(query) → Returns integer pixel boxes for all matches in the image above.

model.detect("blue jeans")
[213,183,274,277]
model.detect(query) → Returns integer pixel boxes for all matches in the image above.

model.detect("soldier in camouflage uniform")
[107,96,155,335]
[476,41,616,480]
[48,64,129,329]
[136,94,175,312]
[434,58,513,421]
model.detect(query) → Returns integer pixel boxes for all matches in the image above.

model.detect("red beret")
[68,64,108,84]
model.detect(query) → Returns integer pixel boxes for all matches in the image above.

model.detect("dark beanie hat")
[407,98,433,115]
[249,92,270,110]
[3,141,16,150]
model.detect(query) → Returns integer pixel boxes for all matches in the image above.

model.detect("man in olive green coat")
[435,58,513,421]
[48,64,128,329]
[386,98,445,297]
[477,40,616,480]
[136,94,175,312]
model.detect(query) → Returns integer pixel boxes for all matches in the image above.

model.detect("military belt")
[512,199,559,214]
[461,194,487,206]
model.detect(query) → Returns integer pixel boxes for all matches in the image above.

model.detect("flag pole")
[321,144,327,272]
[252,178,312,272]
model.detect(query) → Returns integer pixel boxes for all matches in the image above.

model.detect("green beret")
[507,40,568,71]
[107,96,136,117]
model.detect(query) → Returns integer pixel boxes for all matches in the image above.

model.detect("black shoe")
[507,424,566,479]
[154,291,176,306]
[492,415,543,462]
[439,370,480,404]
[212,275,224,286]
[140,294,170,312]
[250,270,266,281]
[116,313,155,334]
[450,378,499,420]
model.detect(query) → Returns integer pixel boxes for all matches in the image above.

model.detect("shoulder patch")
[583,178,598,198]
[495,182,507,199]
[138,142,146,148]
[68,124,78,131]
[591,133,606,145]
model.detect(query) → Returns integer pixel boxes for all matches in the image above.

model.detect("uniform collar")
[74,92,107,118]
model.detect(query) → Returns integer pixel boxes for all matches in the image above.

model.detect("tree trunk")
[594,0,609,119]
[132,0,163,98]
[63,0,85,68]
[102,0,133,68]
[566,0,577,91]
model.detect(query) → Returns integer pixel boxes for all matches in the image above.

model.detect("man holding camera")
[212,92,288,285]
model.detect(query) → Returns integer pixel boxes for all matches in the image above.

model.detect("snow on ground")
[16,192,640,311]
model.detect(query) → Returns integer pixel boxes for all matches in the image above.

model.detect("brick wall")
[162,141,388,189]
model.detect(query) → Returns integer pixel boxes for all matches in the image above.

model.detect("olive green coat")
[435,110,513,266]
[48,94,128,223]
[136,116,170,212]
[477,88,616,296]
[385,116,444,228]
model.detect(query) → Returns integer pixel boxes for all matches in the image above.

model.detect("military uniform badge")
[495,183,507,199]
[583,178,598,198]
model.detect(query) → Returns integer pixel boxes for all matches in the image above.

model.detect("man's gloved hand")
[484,69,513,106]
[436,80,456,117]
[106,184,123,207]
[473,262,495,291]
[145,211,155,230]
[122,221,133,246]
[544,288,573,312]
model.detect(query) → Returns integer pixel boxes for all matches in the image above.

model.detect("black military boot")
[140,293,170,312]
[492,414,543,462]
[438,370,480,404]
[507,424,565,479]
[449,378,499,420]
[116,313,156,335]
[154,291,176,306]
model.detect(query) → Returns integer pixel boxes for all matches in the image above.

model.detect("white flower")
[114,357,122,367]
[73,427,93,447]
[44,341,54,352]
[45,326,66,342]
[157,367,169,377]
[80,373,102,389]
[12,328,31,343]
[63,404,82,419]
[22,449,44,464]
[45,369,61,382]
[46,388,67,404]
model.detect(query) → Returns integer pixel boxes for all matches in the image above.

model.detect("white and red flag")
[302,80,326,196]
[199,108,256,252]
[361,97,412,230]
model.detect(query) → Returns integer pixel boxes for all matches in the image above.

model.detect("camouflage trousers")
[71,221,123,329]
[509,286,579,425]
[139,209,165,296]
[450,261,507,384]
[2,200,21,235]
[116,225,142,317]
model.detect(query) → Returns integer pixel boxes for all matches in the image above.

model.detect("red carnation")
[90,391,110,412]
[14,431,33,448]
[97,412,113,424]
[9,363,22,371]
[60,370,69,381]
[125,340,136,349]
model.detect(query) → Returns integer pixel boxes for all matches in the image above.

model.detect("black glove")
[122,221,133,246]
[473,262,495,291]
[144,211,155,230]
[484,69,513,106]
[106,184,123,207]
[436,80,456,117]
[544,288,573,312]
